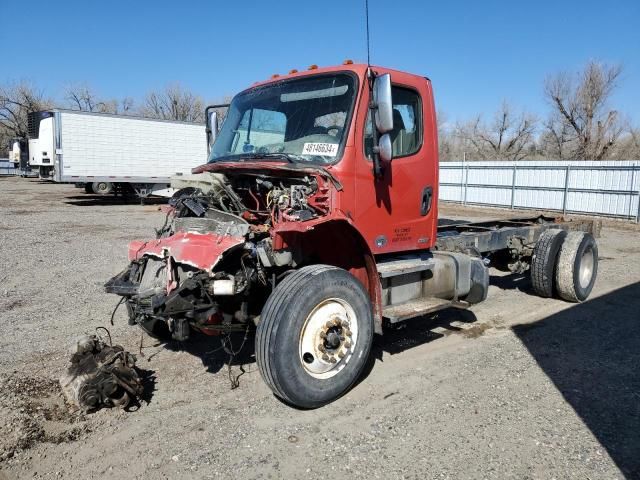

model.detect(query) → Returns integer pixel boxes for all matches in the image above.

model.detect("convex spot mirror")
[373,73,393,134]
[378,133,392,164]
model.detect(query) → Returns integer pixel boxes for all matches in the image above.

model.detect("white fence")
[0,159,19,176]
[440,160,640,222]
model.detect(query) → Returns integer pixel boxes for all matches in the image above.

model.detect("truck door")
[353,79,438,255]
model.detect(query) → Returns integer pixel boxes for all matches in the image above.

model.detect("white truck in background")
[27,110,207,197]
[9,139,23,165]
[1,138,32,176]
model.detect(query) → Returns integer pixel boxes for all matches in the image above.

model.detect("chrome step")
[376,256,435,278]
[382,297,467,323]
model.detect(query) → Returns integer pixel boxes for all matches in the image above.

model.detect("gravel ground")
[1,177,639,479]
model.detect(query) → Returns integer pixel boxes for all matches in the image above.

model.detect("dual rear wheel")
[531,229,598,302]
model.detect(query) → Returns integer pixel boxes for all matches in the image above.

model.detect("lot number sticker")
[302,142,339,156]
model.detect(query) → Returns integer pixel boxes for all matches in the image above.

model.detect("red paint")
[193,63,438,256]
[128,232,244,272]
[196,311,223,336]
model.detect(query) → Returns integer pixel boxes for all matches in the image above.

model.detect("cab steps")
[376,255,435,278]
[382,297,469,323]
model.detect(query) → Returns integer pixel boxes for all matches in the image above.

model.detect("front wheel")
[256,265,374,408]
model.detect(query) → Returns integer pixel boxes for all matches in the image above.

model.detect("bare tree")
[539,112,575,160]
[609,127,640,159]
[120,97,134,114]
[65,84,101,112]
[437,110,460,161]
[0,81,52,140]
[64,84,133,114]
[543,61,624,160]
[141,83,204,122]
[455,102,537,160]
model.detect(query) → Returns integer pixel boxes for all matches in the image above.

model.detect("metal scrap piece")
[59,335,144,412]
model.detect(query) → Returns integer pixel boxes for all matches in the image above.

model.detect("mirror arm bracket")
[368,102,383,179]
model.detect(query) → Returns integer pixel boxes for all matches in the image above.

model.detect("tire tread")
[256,265,337,403]
[531,229,566,298]
[555,231,585,302]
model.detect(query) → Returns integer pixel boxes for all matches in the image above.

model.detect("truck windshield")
[208,73,357,165]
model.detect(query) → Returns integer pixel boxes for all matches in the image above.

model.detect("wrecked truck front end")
[105,165,336,341]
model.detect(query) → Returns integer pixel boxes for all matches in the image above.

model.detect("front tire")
[256,265,374,408]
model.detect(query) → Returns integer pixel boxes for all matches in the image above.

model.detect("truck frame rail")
[436,215,601,254]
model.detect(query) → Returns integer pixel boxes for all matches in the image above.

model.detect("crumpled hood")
[128,231,244,272]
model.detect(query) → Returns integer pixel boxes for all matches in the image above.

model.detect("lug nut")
[329,357,337,364]
[319,331,327,339]
[322,353,330,361]
[344,341,351,349]
[344,329,352,337]
[318,344,326,352]
[337,351,345,358]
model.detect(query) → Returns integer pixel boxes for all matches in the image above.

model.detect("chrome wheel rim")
[579,245,595,289]
[299,298,358,379]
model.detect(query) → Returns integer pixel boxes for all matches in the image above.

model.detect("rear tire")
[256,265,374,408]
[530,229,567,298]
[92,181,113,195]
[555,231,598,302]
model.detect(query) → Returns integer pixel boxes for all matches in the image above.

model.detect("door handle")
[420,186,433,216]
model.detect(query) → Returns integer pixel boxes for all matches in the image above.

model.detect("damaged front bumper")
[105,231,250,341]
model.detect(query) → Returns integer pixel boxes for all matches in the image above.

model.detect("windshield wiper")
[239,152,301,163]
[210,152,293,164]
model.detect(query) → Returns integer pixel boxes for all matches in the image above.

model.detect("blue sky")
[2,0,639,123]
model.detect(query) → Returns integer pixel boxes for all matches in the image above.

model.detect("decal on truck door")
[302,143,339,156]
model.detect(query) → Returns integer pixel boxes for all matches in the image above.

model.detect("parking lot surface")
[1,178,639,479]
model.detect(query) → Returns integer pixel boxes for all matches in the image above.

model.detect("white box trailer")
[27,110,207,197]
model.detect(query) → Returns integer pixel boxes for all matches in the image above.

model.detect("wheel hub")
[299,299,358,379]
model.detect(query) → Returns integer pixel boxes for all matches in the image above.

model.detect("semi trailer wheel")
[256,265,374,408]
[92,181,113,195]
[530,229,567,298]
[555,231,598,302]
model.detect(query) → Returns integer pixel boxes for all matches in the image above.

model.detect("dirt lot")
[1,177,639,479]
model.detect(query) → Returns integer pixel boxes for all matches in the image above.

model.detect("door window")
[364,86,422,158]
